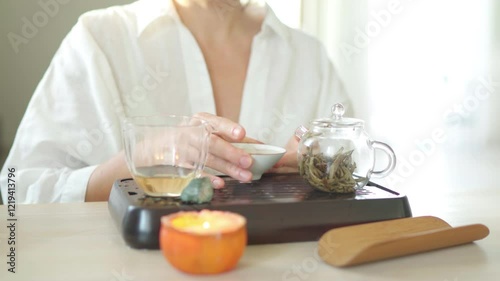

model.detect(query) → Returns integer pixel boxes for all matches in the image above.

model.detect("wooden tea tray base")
[108,173,412,249]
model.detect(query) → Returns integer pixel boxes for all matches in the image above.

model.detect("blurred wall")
[488,0,500,144]
[0,0,135,168]
[301,0,369,122]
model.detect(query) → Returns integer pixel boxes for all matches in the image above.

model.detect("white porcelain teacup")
[232,143,286,180]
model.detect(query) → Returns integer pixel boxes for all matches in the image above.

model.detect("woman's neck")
[173,0,250,41]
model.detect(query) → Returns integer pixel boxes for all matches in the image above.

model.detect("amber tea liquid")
[133,165,195,197]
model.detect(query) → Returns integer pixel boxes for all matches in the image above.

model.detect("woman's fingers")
[241,136,263,144]
[193,112,255,182]
[206,153,253,182]
[269,150,299,173]
[200,172,225,189]
[193,112,246,142]
[268,165,298,174]
[205,136,253,182]
[268,134,299,173]
[209,133,253,168]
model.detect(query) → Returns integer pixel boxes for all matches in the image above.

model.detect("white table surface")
[1,145,499,281]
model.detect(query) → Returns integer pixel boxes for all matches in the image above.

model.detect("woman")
[0,0,350,203]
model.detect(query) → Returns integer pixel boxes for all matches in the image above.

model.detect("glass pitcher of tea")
[122,115,211,197]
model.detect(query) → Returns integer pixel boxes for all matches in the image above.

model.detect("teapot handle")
[294,125,309,141]
[371,141,397,178]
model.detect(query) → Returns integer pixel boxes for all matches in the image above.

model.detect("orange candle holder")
[159,210,247,274]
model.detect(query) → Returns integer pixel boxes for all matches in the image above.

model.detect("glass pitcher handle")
[371,141,397,178]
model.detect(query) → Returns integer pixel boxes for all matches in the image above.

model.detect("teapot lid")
[311,103,364,128]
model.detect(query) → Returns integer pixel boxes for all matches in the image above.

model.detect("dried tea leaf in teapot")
[299,147,366,193]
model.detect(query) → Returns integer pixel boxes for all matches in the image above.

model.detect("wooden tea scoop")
[318,216,489,267]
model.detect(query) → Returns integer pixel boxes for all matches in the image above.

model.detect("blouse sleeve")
[0,16,124,204]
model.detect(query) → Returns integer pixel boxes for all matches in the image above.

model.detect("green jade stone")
[180,177,214,204]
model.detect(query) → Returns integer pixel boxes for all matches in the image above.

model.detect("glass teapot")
[295,104,396,193]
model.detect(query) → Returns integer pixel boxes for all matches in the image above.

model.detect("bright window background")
[272,0,495,147]
[367,0,491,148]
[271,0,498,190]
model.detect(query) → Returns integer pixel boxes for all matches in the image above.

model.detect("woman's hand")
[85,113,259,201]
[193,112,260,188]
[268,135,299,174]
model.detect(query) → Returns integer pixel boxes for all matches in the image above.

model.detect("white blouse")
[0,0,350,203]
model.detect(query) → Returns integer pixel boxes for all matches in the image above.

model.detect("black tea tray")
[108,173,411,249]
